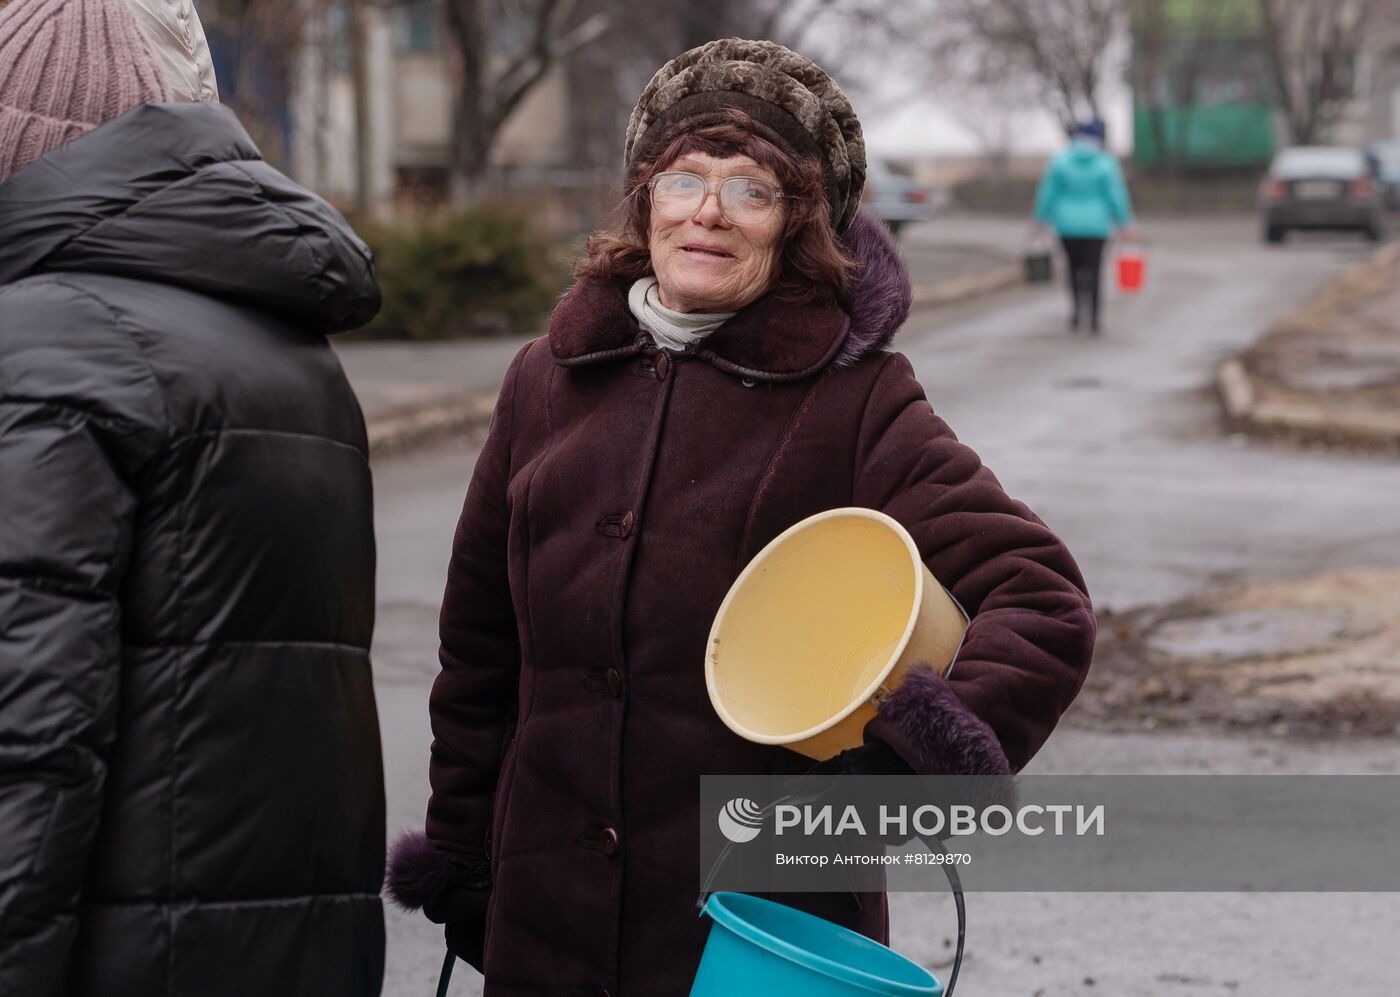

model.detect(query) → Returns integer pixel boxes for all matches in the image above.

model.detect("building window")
[394,0,443,55]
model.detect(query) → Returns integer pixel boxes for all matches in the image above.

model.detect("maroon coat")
[391,213,1095,995]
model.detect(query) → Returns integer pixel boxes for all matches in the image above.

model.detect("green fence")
[1134,103,1275,168]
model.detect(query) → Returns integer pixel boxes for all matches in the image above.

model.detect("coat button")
[599,827,621,856]
[606,667,624,698]
[596,512,635,539]
[654,353,670,380]
[741,377,757,388]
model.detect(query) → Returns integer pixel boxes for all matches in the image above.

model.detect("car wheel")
[1365,222,1382,242]
[885,220,906,237]
[1264,224,1285,244]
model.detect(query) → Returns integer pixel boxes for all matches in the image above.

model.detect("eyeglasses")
[647,171,787,226]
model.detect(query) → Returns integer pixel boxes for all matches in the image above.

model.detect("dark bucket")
[1023,250,1053,283]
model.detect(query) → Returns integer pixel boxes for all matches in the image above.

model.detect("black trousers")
[1060,236,1106,329]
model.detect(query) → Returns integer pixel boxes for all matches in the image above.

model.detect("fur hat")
[624,38,867,233]
[0,0,172,184]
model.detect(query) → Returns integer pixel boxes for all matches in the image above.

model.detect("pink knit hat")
[0,0,172,184]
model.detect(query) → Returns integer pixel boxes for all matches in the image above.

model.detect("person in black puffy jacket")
[0,2,386,994]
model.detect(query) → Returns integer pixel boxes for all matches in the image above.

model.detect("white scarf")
[627,277,735,351]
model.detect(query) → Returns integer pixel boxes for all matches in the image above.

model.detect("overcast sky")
[863,87,1133,161]
[853,26,1133,162]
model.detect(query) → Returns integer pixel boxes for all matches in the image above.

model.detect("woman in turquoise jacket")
[1033,119,1136,333]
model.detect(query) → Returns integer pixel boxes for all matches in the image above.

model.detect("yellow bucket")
[706,508,968,761]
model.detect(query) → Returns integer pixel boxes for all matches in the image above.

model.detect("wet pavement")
[900,216,1400,611]
[370,216,1400,996]
[1146,605,1357,661]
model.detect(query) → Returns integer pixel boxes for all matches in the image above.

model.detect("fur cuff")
[865,665,1011,776]
[385,831,490,912]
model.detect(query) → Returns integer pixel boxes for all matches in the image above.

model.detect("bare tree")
[347,0,375,215]
[679,0,861,54]
[759,0,909,86]
[1257,0,1390,145]
[944,77,1042,174]
[197,0,310,166]
[442,0,607,196]
[557,0,873,176]
[923,0,1124,131]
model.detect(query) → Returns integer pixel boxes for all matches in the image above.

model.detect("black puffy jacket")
[0,102,386,996]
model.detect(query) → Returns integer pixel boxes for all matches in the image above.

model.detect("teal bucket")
[691,892,943,997]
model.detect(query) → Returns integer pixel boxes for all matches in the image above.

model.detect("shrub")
[357,208,568,339]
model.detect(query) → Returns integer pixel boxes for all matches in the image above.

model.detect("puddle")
[1146,606,1355,661]
[1053,376,1104,390]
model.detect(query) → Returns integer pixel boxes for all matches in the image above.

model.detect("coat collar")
[548,210,912,382]
[549,277,850,382]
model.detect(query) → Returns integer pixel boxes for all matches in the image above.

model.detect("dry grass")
[1241,243,1400,410]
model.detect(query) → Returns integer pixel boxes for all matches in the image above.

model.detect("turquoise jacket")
[1033,142,1135,238]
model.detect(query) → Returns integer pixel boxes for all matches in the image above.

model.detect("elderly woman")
[390,39,1095,996]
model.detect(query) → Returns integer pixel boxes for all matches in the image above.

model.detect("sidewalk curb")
[1217,241,1400,447]
[910,262,1022,309]
[364,263,1023,460]
[1217,360,1255,418]
[368,391,497,461]
[1217,358,1400,446]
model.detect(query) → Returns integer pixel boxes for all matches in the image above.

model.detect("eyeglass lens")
[651,173,780,224]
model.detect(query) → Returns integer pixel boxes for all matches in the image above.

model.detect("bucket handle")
[433,948,455,997]
[696,791,967,997]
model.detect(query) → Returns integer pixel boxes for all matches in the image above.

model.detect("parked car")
[862,160,939,236]
[1365,141,1400,211]
[1261,146,1382,244]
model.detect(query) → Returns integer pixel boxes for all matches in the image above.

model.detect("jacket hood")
[129,0,220,103]
[0,101,380,333]
[1065,142,1107,167]
[834,207,913,367]
[550,209,911,380]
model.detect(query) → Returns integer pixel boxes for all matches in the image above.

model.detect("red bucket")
[1116,250,1146,293]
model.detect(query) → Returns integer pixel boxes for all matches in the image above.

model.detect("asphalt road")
[372,216,1399,996]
